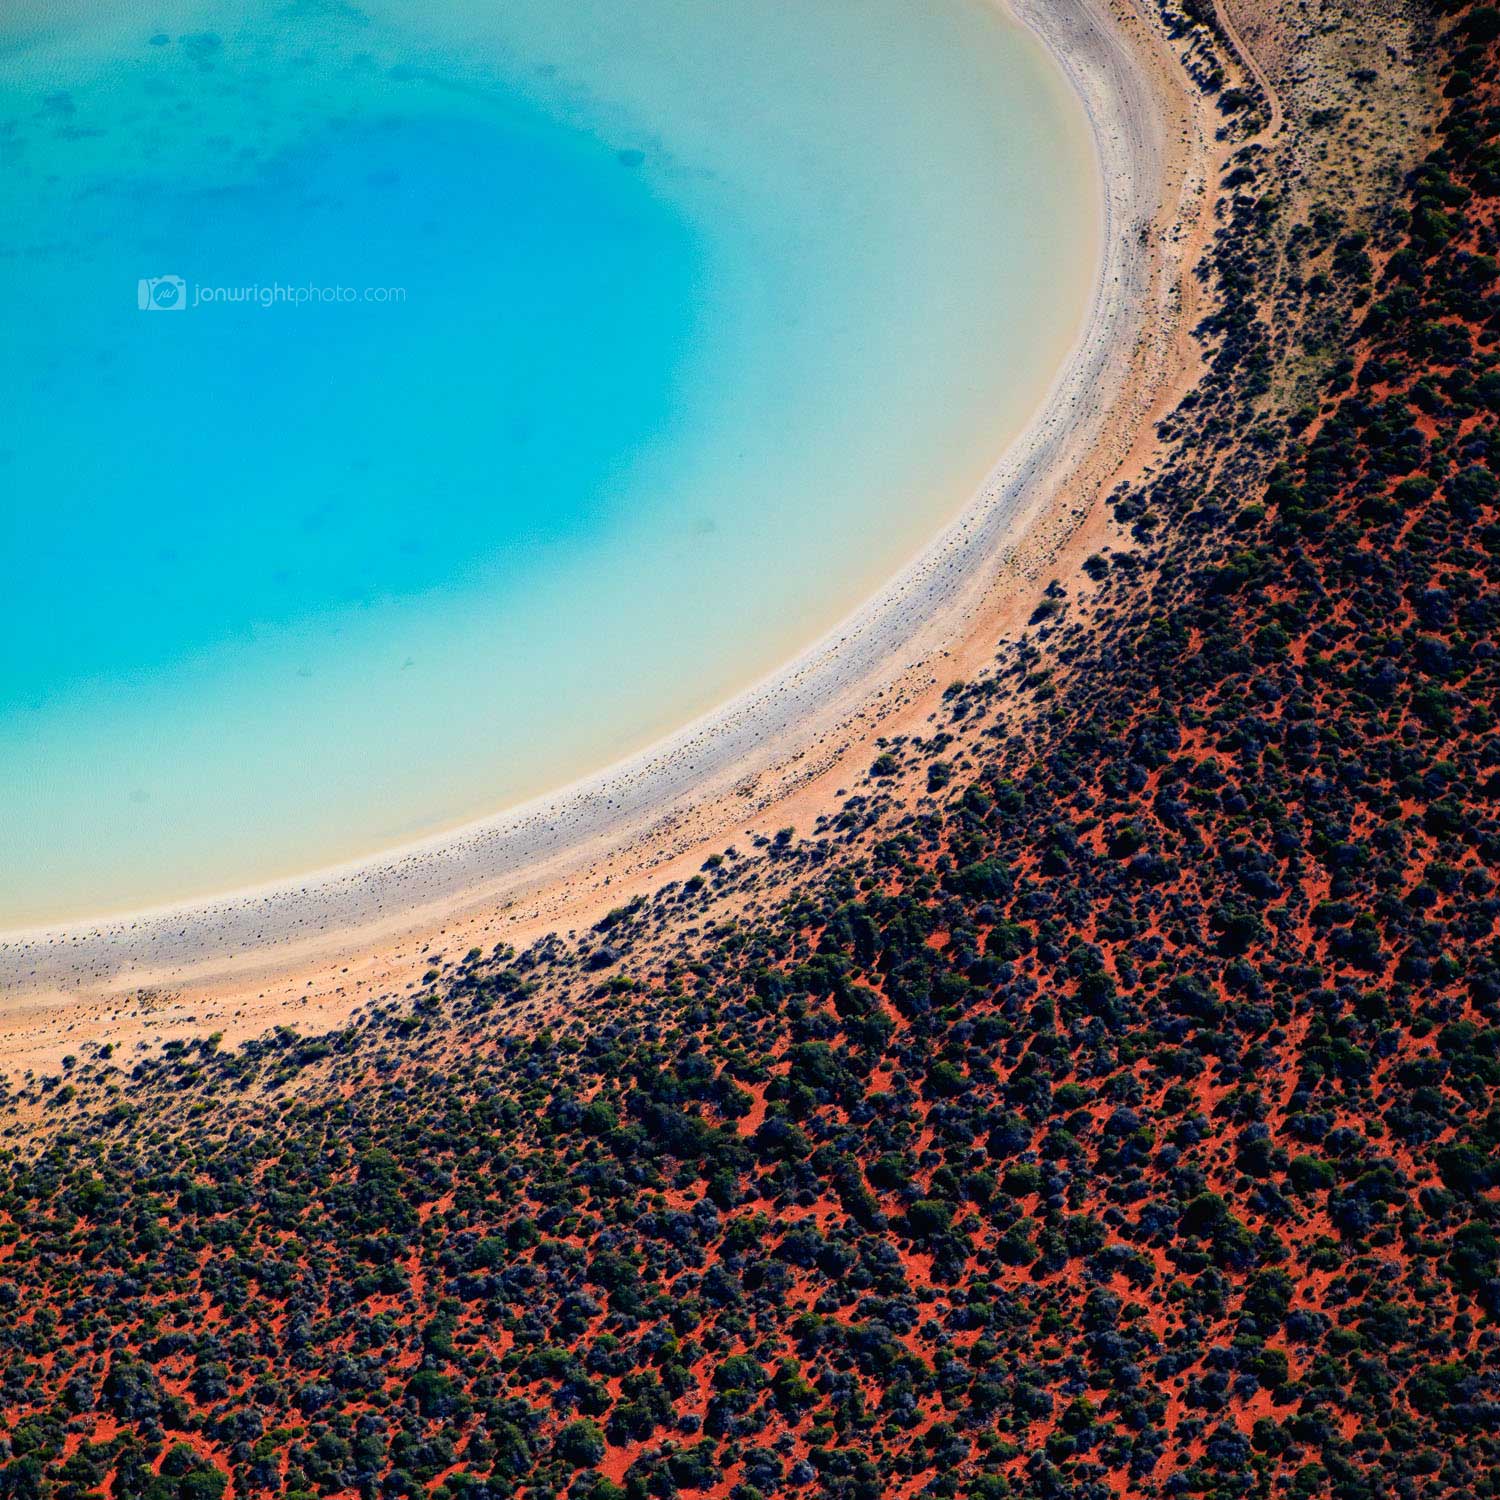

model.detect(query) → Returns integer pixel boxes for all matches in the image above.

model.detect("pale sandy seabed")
[0,0,1226,1075]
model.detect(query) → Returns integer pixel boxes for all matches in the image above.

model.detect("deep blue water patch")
[5,103,702,711]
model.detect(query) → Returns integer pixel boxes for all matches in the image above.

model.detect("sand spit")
[0,0,1208,1038]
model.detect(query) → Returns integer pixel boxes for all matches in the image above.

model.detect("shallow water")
[0,0,1096,926]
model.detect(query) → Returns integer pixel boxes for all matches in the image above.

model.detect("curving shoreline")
[0,0,1191,1003]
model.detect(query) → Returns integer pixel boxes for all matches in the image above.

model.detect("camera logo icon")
[137,275,188,312]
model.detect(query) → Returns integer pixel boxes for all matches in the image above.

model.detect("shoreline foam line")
[0,0,1171,995]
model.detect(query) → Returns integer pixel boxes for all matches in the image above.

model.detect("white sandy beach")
[0,0,1212,1036]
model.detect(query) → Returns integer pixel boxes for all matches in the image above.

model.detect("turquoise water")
[0,0,1096,927]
